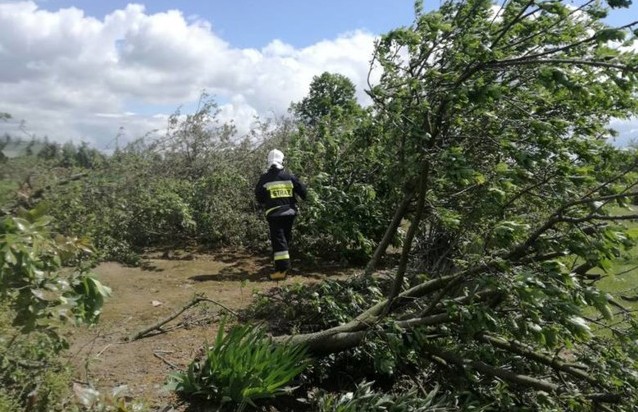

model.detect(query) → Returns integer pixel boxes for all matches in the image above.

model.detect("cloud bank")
[0,2,378,149]
[1,2,635,150]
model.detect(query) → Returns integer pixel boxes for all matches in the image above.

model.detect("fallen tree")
[266,0,638,410]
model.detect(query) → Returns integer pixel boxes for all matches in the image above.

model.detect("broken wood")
[126,294,237,341]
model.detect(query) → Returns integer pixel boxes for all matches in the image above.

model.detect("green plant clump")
[169,319,309,410]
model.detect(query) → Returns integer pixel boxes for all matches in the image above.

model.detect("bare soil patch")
[67,250,353,410]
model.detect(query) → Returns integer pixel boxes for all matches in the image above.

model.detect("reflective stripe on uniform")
[274,251,290,260]
[265,206,281,216]
[264,180,293,198]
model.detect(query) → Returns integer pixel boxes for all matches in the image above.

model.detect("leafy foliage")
[287,73,398,262]
[0,307,76,412]
[0,206,110,410]
[35,97,274,263]
[260,0,638,410]
[169,319,309,409]
[0,205,110,332]
[244,278,444,387]
[243,275,387,335]
[312,380,451,412]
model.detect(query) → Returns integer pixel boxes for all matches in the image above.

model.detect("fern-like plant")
[169,318,309,409]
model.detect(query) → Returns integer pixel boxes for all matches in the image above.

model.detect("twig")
[126,294,237,341]
[165,315,217,332]
[126,296,202,341]
[198,297,238,316]
[96,344,112,357]
[153,352,178,369]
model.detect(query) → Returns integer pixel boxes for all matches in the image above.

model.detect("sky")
[0,1,637,151]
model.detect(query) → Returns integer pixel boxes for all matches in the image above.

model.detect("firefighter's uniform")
[255,150,307,279]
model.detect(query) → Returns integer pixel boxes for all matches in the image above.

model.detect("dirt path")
[68,251,347,410]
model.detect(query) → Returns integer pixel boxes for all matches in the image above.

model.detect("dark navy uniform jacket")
[255,166,307,217]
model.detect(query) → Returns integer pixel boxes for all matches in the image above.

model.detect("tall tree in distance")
[291,72,361,127]
[287,73,395,261]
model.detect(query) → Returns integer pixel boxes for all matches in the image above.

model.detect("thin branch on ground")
[153,352,178,369]
[126,294,237,341]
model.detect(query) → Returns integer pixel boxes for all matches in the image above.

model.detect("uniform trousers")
[267,215,295,272]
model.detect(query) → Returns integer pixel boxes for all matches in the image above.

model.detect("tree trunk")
[364,189,414,276]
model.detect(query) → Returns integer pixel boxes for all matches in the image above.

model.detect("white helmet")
[267,149,284,170]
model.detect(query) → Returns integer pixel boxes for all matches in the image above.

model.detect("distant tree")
[75,141,104,169]
[24,138,36,156]
[60,142,77,167]
[0,141,6,164]
[286,72,393,260]
[290,72,361,127]
[37,141,60,161]
[156,93,238,179]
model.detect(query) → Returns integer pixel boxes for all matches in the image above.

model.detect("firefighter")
[255,149,307,280]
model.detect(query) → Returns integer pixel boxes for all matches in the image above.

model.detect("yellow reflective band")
[265,206,281,216]
[264,180,293,199]
[274,251,290,260]
[264,180,294,189]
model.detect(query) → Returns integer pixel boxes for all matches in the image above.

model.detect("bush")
[0,206,110,410]
[45,135,269,263]
[0,305,76,411]
[169,319,309,410]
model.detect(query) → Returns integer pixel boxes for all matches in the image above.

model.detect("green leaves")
[537,1,570,17]
[605,0,633,9]
[0,209,110,411]
[492,220,531,246]
[72,275,112,324]
[595,28,627,43]
[0,211,108,333]
[244,275,386,335]
[169,319,309,408]
[287,85,389,262]
[314,380,447,412]
[290,72,362,127]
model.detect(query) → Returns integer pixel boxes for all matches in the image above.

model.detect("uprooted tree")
[270,0,638,409]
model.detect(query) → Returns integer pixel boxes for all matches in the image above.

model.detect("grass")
[582,216,638,337]
[597,224,638,311]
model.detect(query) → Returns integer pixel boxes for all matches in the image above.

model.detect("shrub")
[0,206,110,410]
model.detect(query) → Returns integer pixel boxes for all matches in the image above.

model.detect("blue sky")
[1,1,637,149]
[35,1,418,48]
[32,1,636,48]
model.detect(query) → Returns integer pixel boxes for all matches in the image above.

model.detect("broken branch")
[126,294,237,341]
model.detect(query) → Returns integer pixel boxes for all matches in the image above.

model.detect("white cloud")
[0,1,378,149]
[609,117,638,147]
